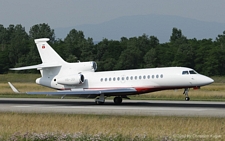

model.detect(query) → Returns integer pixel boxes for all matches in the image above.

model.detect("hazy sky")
[1,0,225,30]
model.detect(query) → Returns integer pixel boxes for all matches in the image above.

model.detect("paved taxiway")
[0,98,224,117]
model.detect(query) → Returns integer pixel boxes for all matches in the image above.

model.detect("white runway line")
[34,106,205,111]
[13,106,31,108]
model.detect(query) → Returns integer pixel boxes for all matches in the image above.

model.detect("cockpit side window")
[182,71,189,75]
[189,70,197,74]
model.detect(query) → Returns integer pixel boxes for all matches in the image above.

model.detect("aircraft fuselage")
[36,66,213,95]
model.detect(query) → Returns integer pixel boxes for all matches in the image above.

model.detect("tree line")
[0,23,225,76]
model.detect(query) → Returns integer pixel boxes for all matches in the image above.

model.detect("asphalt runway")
[0,98,225,117]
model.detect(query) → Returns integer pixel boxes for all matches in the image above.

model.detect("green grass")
[211,76,225,83]
[0,73,40,83]
[0,112,224,140]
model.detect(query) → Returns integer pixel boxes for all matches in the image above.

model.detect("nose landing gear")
[183,88,190,101]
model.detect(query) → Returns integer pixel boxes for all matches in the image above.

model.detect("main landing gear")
[183,88,190,101]
[95,94,124,105]
[95,94,105,104]
[114,97,123,104]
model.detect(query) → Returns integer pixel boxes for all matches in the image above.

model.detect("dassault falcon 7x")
[9,38,214,104]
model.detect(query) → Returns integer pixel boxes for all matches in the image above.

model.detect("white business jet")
[9,38,214,104]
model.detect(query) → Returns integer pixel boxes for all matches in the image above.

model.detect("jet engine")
[70,61,97,72]
[57,74,85,85]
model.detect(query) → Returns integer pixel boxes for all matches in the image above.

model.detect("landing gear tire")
[185,97,190,101]
[114,97,122,104]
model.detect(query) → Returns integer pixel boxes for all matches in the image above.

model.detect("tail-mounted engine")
[71,61,97,72]
[57,74,85,85]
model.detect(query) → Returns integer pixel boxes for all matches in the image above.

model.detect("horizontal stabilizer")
[10,63,62,70]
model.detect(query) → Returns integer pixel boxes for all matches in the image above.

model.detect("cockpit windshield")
[189,70,197,74]
[182,71,189,75]
[182,70,198,75]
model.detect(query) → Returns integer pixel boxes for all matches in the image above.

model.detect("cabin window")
[105,78,107,81]
[109,78,111,81]
[113,77,116,81]
[135,76,137,80]
[122,77,124,81]
[156,75,159,78]
[100,78,103,82]
[147,75,150,79]
[152,75,154,79]
[160,74,163,78]
[139,76,142,79]
[117,77,120,81]
[126,76,129,80]
[143,75,146,79]
[182,71,189,75]
[130,76,133,80]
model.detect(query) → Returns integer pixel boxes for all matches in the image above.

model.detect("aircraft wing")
[10,63,62,70]
[27,88,137,97]
[8,82,136,98]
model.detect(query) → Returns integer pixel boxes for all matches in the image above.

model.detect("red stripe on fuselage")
[134,86,198,94]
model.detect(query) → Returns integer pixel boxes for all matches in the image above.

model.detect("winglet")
[8,82,20,93]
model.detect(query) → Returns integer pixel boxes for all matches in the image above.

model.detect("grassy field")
[0,74,225,140]
[0,112,224,140]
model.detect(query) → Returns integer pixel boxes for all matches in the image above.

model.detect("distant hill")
[55,14,225,43]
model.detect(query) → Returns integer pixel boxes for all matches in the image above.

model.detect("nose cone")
[199,75,214,86]
[205,77,214,85]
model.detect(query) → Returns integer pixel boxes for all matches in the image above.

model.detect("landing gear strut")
[183,88,190,101]
[114,97,123,104]
[95,94,105,104]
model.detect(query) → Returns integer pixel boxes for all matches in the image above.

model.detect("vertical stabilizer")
[35,38,65,64]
